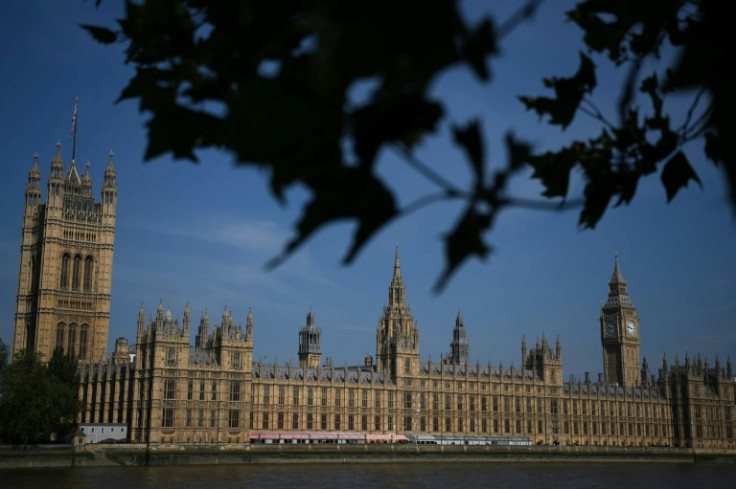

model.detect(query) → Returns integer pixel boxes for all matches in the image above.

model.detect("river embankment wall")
[2,444,735,468]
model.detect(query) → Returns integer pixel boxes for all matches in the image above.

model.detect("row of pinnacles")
[135,301,254,371]
[12,137,736,449]
[15,142,116,364]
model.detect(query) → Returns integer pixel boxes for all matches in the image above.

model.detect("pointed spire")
[610,251,627,285]
[50,140,64,177]
[387,246,407,308]
[246,307,254,338]
[183,301,191,335]
[603,252,635,309]
[103,150,117,201]
[521,335,527,364]
[662,353,668,378]
[30,152,40,177]
[26,153,42,204]
[394,245,401,278]
[728,356,733,377]
[137,302,145,337]
[82,161,92,186]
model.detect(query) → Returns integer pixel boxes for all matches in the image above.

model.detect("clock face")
[605,321,616,336]
[626,320,636,336]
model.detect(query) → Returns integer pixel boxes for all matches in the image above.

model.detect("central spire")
[609,251,627,285]
[394,245,401,278]
[389,246,406,308]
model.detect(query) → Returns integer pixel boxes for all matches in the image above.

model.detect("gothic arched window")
[60,254,70,288]
[72,255,82,289]
[56,322,66,349]
[79,324,89,360]
[83,256,93,291]
[167,347,176,366]
[68,323,77,355]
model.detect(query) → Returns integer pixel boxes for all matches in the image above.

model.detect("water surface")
[2,462,736,489]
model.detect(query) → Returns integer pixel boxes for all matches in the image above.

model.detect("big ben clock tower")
[600,253,641,386]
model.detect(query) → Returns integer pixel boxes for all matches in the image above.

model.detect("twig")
[392,146,464,197]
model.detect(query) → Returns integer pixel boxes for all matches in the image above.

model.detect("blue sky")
[1,1,734,377]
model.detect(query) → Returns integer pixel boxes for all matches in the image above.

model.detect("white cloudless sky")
[0,0,734,377]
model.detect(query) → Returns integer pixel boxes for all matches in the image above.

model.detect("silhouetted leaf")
[81,0,735,288]
[519,52,596,128]
[704,132,723,165]
[505,132,532,171]
[661,151,702,202]
[452,120,484,185]
[435,206,493,291]
[80,24,118,44]
[461,18,496,80]
[268,169,397,269]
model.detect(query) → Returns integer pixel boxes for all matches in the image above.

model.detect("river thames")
[2,462,736,489]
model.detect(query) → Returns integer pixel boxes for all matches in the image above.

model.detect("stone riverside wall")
[2,444,735,468]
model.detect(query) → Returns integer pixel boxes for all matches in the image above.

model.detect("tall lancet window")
[83,256,93,291]
[68,323,77,355]
[60,254,70,288]
[79,324,88,360]
[72,255,82,289]
[56,323,65,349]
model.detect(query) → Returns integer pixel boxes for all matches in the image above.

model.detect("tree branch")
[393,146,465,197]
[496,0,544,40]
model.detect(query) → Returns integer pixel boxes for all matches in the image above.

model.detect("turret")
[25,153,42,206]
[662,353,668,380]
[728,356,733,378]
[155,299,164,332]
[47,141,64,207]
[521,336,527,367]
[298,309,322,370]
[183,301,191,338]
[82,162,93,196]
[375,247,420,379]
[600,253,641,387]
[196,309,210,348]
[102,150,117,207]
[447,310,470,365]
[137,302,145,339]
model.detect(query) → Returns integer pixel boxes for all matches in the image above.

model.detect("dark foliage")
[0,348,80,445]
[83,0,733,288]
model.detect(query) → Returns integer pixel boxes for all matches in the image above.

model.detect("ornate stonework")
[11,142,736,450]
[13,144,116,363]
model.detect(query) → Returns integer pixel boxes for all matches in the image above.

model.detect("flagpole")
[71,97,79,163]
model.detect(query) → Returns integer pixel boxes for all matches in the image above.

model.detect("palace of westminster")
[10,141,736,450]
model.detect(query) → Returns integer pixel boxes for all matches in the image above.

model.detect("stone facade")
[76,251,735,450]
[12,151,736,450]
[13,144,116,363]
